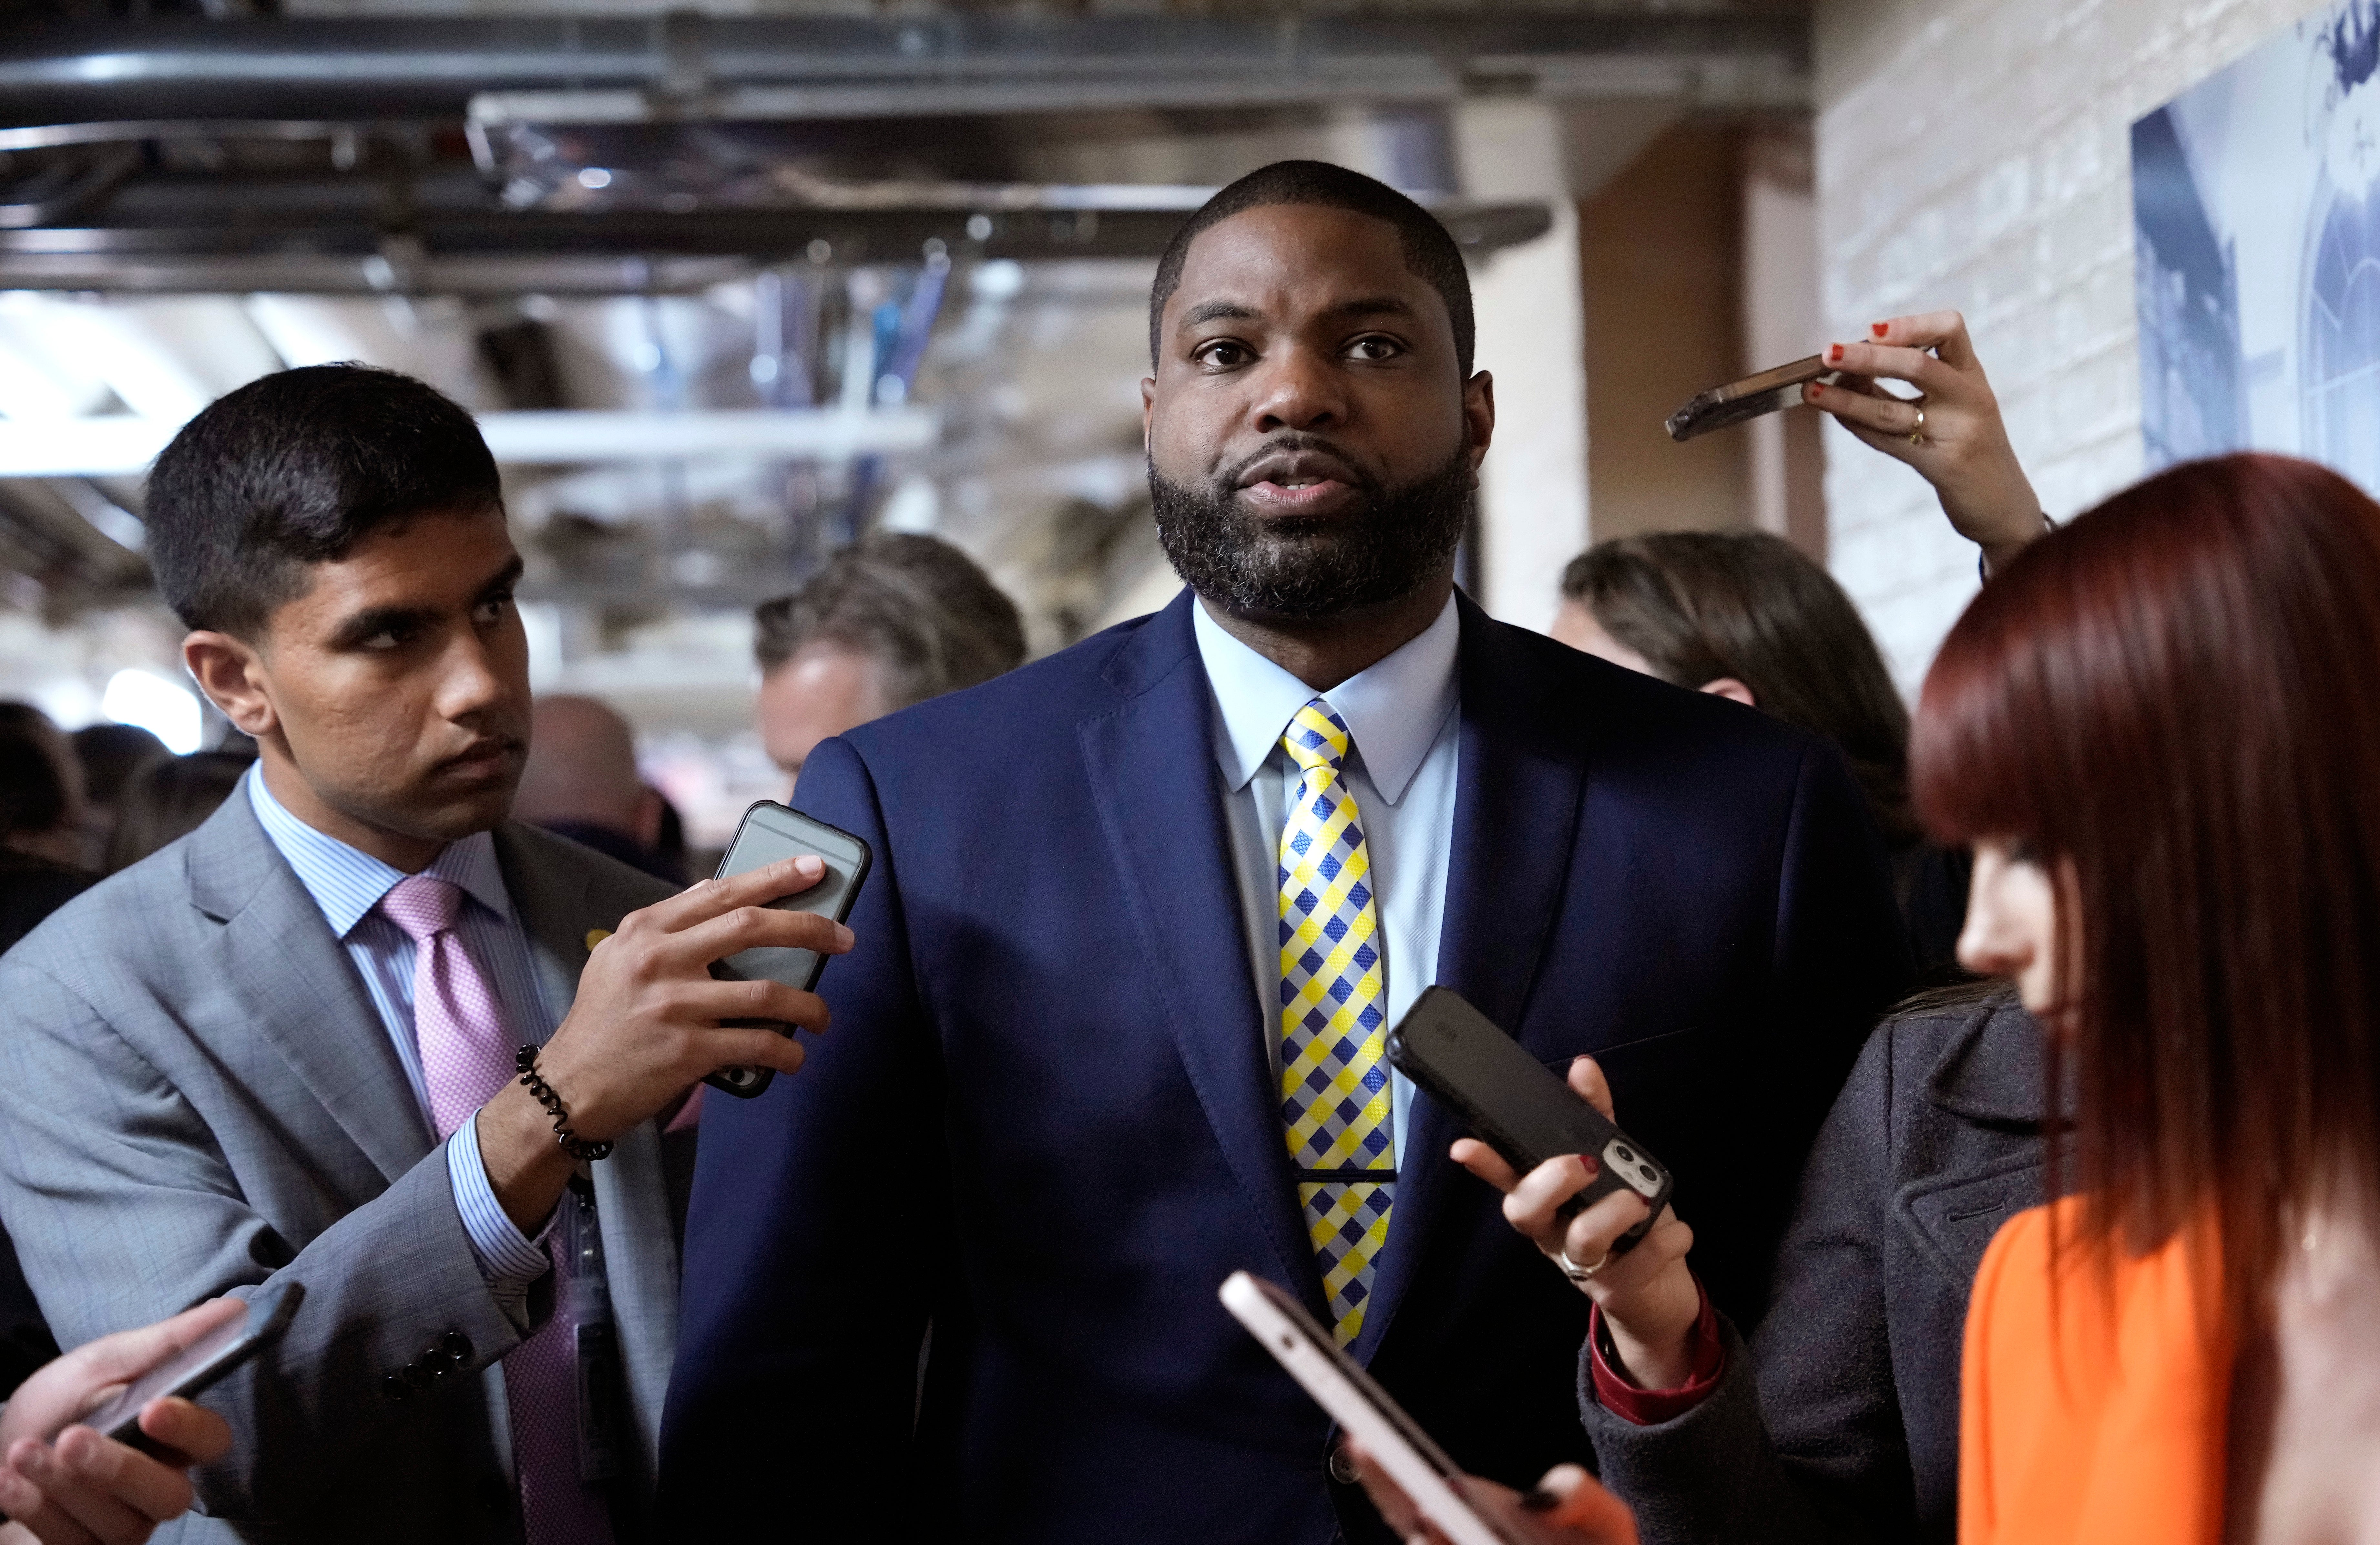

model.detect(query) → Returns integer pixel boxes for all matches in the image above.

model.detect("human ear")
[1698,676,1758,708]
[1463,370,1496,470]
[182,631,279,740]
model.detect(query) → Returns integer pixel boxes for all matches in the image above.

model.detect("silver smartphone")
[1219,1272,1522,1545]
[79,1281,303,1456]
[704,800,873,1099]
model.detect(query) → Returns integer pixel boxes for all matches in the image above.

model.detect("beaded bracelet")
[515,1045,614,1162]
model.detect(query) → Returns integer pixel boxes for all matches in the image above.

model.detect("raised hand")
[1449,1056,1701,1389]
[478,854,853,1229]
[0,1299,240,1545]
[1803,310,2046,575]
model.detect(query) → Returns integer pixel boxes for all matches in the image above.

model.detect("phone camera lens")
[1640,1165,1659,1182]
[1613,1145,1635,1162]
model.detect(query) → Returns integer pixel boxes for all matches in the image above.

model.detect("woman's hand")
[1450,1056,1700,1389]
[1803,310,2045,575]
[1347,1449,1638,1545]
[0,1299,240,1545]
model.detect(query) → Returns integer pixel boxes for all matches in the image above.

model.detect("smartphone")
[703,799,873,1099]
[1221,1271,1520,1545]
[1665,354,1836,442]
[1384,986,1673,1253]
[78,1281,303,1456]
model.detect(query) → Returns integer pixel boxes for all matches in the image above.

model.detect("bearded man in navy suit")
[659,161,1909,1543]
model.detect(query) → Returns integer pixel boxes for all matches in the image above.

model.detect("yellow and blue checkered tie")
[1277,698,1394,1346]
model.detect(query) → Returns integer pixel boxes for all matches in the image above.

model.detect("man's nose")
[1250,346,1348,434]
[437,632,513,719]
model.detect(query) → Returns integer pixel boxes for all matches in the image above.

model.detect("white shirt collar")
[245,764,512,940]
[1191,592,1461,804]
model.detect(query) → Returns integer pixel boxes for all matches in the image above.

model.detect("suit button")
[384,1372,413,1403]
[1327,1447,1362,1486]
[444,1330,473,1363]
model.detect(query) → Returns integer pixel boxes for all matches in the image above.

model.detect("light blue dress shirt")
[245,768,555,1304]
[1192,592,1462,1170]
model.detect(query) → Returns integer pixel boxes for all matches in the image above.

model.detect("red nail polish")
[1828,343,1845,363]
[1871,322,1889,338]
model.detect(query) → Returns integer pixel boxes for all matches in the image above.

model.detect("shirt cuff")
[444,1120,555,1300]
[1587,1277,1725,1426]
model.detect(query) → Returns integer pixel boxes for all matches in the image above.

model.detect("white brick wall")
[1814,0,2327,692]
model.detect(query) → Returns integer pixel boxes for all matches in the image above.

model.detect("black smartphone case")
[1385,986,1673,1252]
[703,800,874,1099]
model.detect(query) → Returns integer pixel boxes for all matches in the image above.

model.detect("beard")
[1148,435,1472,622]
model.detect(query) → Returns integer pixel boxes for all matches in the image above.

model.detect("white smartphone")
[78,1281,302,1456]
[1219,1272,1521,1545]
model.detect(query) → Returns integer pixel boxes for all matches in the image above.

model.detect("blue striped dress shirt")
[245,767,556,1310]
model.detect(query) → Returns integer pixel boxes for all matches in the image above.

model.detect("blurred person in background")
[0,705,93,955]
[68,724,168,868]
[0,1299,239,1545]
[1554,314,2048,974]
[751,531,1027,781]
[511,695,684,884]
[103,749,255,875]
[1927,454,2380,1544]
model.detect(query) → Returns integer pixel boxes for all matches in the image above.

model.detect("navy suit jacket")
[658,591,1908,1543]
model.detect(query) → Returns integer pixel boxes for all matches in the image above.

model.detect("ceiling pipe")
[0,13,1809,127]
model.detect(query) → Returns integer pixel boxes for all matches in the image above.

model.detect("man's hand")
[1449,1056,1701,1390]
[478,855,854,1229]
[0,1299,240,1545]
[1802,310,2046,576]
[1346,1449,1638,1545]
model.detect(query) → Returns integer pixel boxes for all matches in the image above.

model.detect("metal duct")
[0,13,1809,127]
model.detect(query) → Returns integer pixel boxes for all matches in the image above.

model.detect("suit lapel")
[1355,597,1588,1360]
[494,825,680,1463]
[1078,594,1326,1310]
[188,793,431,1186]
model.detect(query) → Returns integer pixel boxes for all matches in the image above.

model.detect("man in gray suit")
[0,365,844,1542]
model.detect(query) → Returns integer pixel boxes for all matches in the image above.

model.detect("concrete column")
[1454,99,1590,635]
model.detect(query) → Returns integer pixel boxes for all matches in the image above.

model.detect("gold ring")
[1556,1245,1610,1283]
[1909,407,1927,446]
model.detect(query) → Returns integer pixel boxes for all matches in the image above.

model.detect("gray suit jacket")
[0,792,683,1543]
[1578,991,2047,1545]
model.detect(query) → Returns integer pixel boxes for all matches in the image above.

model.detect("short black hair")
[146,363,503,637]
[753,533,1026,710]
[1148,160,1476,377]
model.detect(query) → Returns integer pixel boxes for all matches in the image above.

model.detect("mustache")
[1214,435,1379,495]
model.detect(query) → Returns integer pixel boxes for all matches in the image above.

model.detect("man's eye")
[360,628,408,652]
[1195,341,1250,368]
[1347,335,1404,362]
[474,593,513,626]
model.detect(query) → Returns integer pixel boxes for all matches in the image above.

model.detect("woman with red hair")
[1918,453,2380,1542]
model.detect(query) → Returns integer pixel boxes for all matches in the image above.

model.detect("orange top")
[1959,1199,2232,1545]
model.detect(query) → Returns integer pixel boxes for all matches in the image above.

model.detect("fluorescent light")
[0,408,940,477]
[102,667,201,755]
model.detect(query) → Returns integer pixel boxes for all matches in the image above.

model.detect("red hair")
[1912,454,2380,1335]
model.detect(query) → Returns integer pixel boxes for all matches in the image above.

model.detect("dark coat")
[658,589,1911,1544]
[1579,991,2048,1545]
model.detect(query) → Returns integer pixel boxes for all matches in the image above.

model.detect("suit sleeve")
[0,956,537,1523]
[1580,1026,1918,1545]
[657,736,945,1541]
[1724,741,1911,1313]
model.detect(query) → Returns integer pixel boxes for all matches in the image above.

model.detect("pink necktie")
[380,874,616,1545]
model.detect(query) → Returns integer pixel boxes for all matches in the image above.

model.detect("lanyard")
[563,1175,624,1484]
